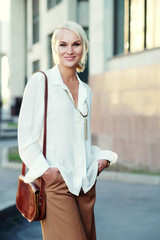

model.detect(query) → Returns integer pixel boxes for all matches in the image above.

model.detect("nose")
[67,45,73,55]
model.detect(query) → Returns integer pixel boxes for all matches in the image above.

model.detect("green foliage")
[7,123,18,128]
[8,148,21,163]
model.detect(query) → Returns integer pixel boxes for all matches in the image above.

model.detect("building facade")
[89,0,160,171]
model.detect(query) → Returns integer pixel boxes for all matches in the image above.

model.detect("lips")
[64,56,76,61]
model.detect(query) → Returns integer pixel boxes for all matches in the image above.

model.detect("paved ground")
[0,138,160,240]
[0,179,160,240]
[0,138,20,210]
[95,179,160,240]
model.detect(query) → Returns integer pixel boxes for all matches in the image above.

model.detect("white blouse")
[18,65,118,196]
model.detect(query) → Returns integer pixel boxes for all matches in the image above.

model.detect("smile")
[64,57,76,61]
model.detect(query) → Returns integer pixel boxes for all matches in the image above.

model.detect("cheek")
[57,47,65,56]
[77,47,83,57]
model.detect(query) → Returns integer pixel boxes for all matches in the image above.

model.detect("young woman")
[18,21,118,240]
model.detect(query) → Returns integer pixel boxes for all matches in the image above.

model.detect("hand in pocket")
[42,168,60,186]
[97,159,110,176]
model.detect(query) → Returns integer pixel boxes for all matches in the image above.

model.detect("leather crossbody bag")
[16,71,48,222]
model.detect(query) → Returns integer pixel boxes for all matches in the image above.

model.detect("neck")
[58,64,77,83]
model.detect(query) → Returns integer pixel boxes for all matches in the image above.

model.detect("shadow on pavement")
[0,205,42,240]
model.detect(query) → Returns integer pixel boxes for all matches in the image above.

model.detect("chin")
[63,61,79,69]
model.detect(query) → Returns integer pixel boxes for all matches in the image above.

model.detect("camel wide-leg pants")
[40,173,97,240]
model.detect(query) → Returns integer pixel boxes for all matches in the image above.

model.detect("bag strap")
[21,71,48,195]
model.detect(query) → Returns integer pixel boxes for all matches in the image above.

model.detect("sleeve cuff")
[91,146,118,165]
[24,154,49,183]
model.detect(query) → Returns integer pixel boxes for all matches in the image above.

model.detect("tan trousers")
[40,173,96,240]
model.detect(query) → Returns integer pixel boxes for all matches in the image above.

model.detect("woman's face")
[56,29,83,70]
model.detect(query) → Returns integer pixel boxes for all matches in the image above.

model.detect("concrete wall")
[9,0,25,98]
[90,64,160,170]
[106,48,160,71]
[89,0,160,171]
[89,0,105,75]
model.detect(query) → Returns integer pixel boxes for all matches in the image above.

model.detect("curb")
[99,171,160,185]
[0,133,17,140]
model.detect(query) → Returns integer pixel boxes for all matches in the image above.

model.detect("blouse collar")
[49,65,87,109]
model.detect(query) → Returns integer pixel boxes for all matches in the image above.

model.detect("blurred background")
[0,0,160,173]
[0,1,160,239]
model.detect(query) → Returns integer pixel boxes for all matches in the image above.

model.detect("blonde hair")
[51,21,89,73]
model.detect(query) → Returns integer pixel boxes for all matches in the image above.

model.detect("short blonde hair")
[51,21,89,73]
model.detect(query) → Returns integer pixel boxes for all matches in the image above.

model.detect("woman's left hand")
[97,159,110,176]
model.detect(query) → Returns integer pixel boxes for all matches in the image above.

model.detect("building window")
[114,0,160,55]
[33,60,40,73]
[129,0,145,52]
[47,0,62,10]
[114,0,125,55]
[78,27,89,84]
[32,0,39,44]
[48,33,53,68]
[146,0,160,49]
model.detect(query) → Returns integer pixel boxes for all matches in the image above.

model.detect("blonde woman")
[18,21,118,240]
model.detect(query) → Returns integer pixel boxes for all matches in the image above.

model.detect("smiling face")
[55,29,83,71]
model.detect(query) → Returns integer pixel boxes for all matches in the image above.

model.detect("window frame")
[32,0,40,44]
[32,60,40,73]
[114,0,160,56]
[47,0,62,10]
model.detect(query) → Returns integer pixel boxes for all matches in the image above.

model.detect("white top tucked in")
[18,65,118,196]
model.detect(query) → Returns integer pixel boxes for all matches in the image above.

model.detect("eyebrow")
[59,40,81,44]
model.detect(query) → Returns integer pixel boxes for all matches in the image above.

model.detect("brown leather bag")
[16,71,48,222]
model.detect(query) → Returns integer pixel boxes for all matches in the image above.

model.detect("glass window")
[124,0,129,53]
[78,27,89,84]
[130,0,145,52]
[32,0,39,44]
[47,0,62,10]
[48,34,53,68]
[33,60,40,73]
[146,0,160,49]
[114,0,125,55]
[115,0,160,56]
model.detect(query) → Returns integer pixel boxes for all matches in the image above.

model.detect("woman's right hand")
[42,168,60,186]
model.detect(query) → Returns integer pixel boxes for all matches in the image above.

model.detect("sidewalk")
[0,122,17,139]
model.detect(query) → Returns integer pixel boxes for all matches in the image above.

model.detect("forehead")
[57,29,81,42]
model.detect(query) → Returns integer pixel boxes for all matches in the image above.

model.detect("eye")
[73,43,80,47]
[59,43,66,47]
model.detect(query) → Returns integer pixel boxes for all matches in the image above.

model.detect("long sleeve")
[91,145,118,165]
[18,72,49,183]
